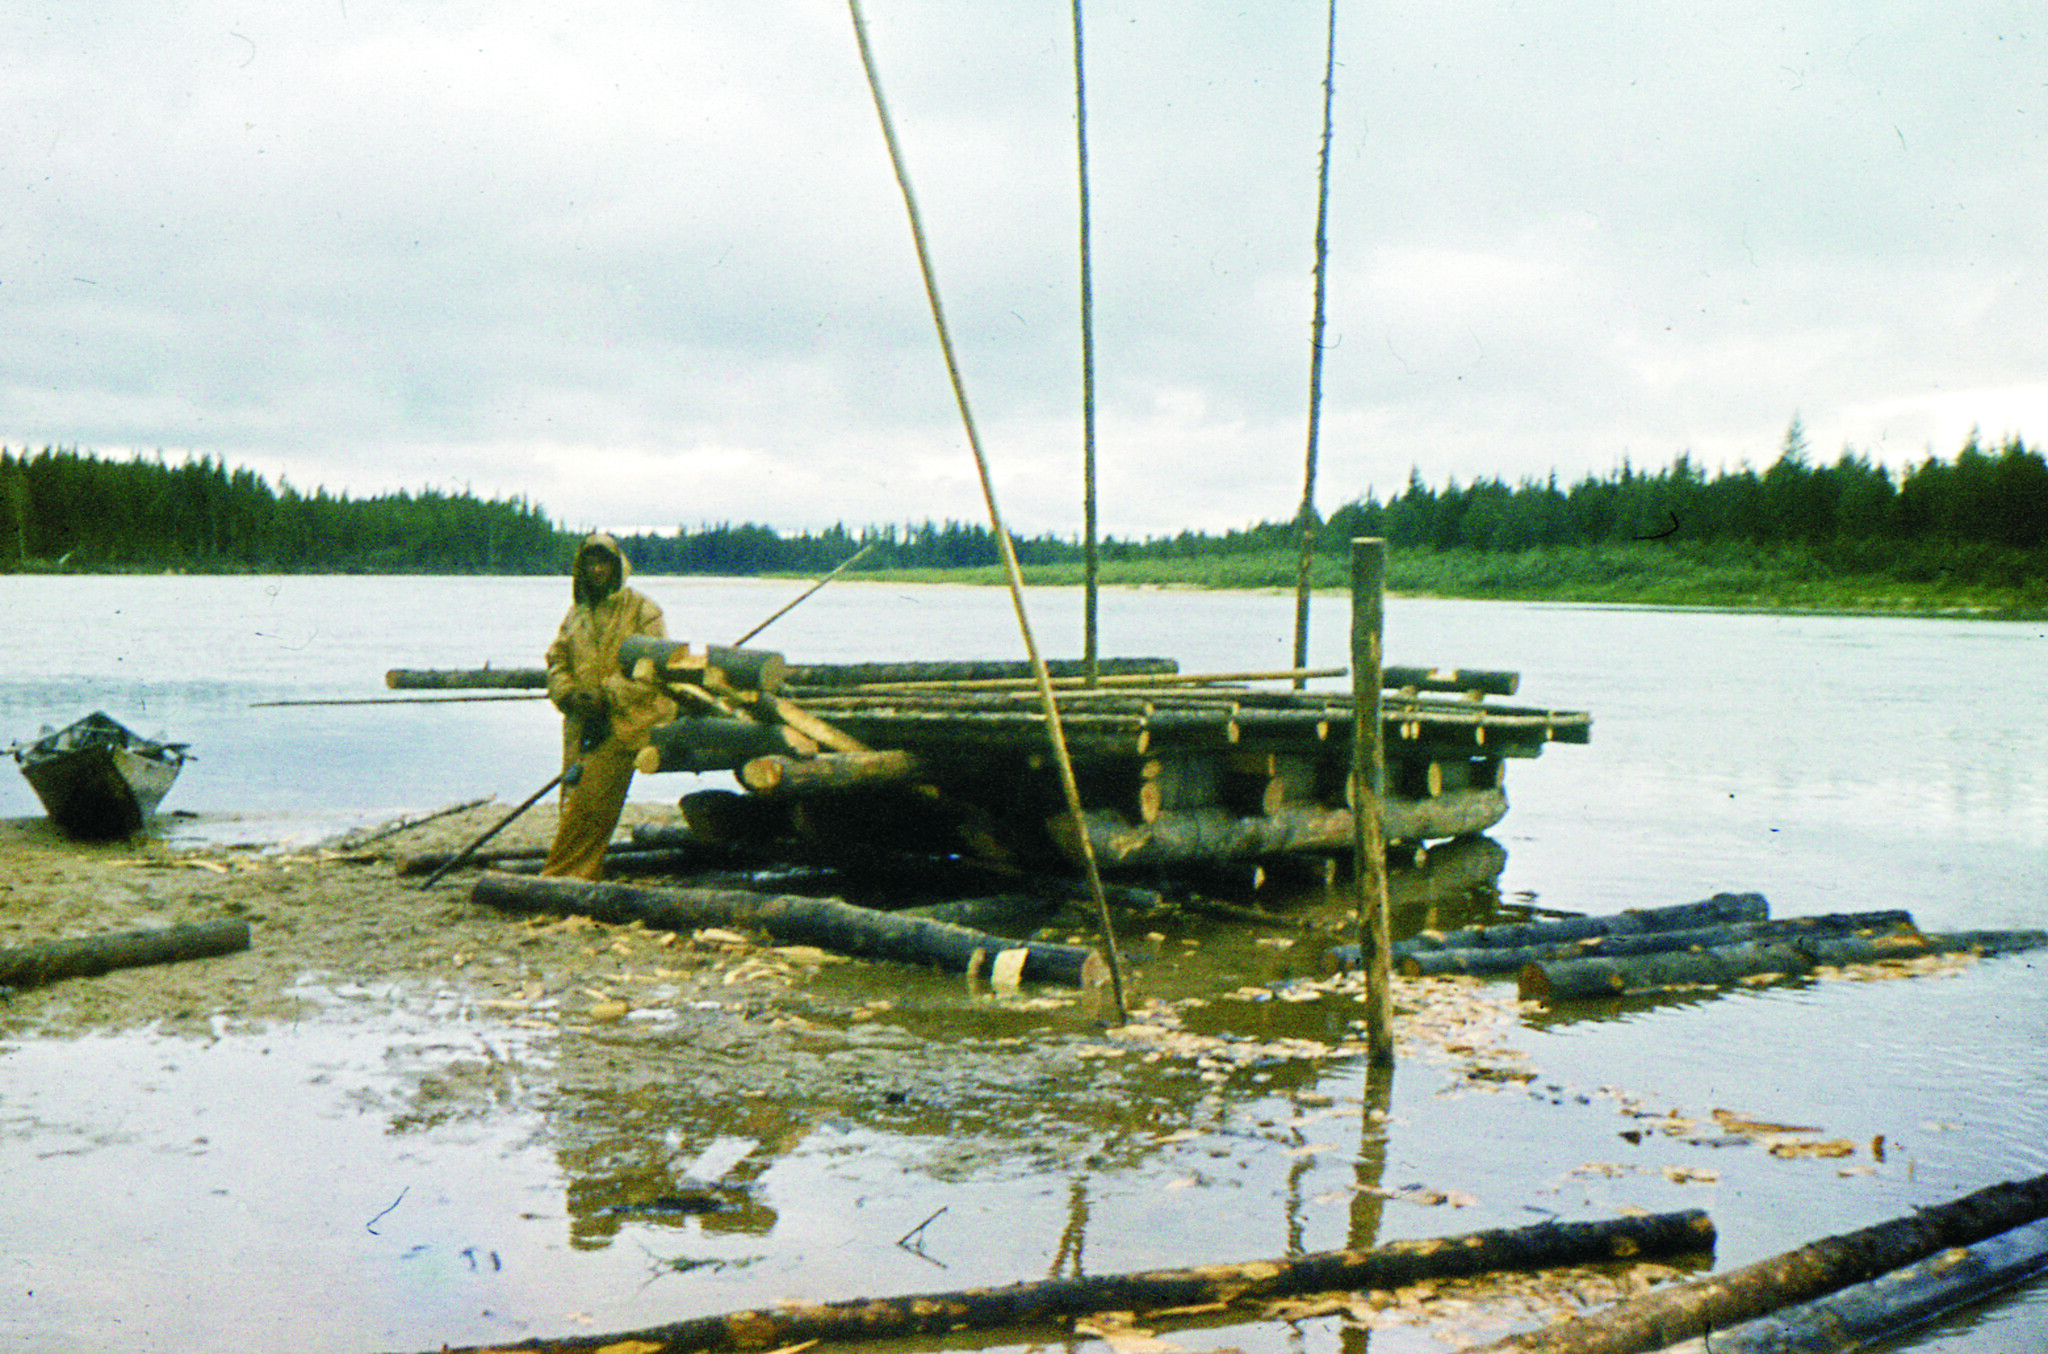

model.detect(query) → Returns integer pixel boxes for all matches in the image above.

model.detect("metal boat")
[9,712,192,838]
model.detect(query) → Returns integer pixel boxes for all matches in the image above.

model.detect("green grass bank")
[834,541,2048,618]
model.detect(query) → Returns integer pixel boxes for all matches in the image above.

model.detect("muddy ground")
[1,806,1728,1351]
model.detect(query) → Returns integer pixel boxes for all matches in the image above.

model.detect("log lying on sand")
[0,919,250,990]
[1520,928,2048,1003]
[471,873,1107,987]
[1470,1172,2048,1354]
[1400,911,1917,978]
[1658,1215,2048,1353]
[427,1209,1713,1354]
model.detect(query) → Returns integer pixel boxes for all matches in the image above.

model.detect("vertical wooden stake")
[1350,537,1394,1065]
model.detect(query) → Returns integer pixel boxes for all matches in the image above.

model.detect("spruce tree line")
[6,425,2044,580]
[3,446,561,572]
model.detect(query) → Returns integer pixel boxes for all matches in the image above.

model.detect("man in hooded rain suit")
[540,534,675,879]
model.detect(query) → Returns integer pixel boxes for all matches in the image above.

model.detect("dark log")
[1050,790,1509,868]
[784,657,1180,687]
[1399,911,1918,979]
[470,873,1106,987]
[385,666,546,689]
[1657,1215,2048,1353]
[680,789,796,846]
[425,1208,1712,1354]
[0,918,250,990]
[1515,926,2033,1002]
[636,717,811,774]
[619,637,790,693]
[1471,1171,2048,1354]
[738,750,922,796]
[1397,894,1771,953]
[1382,665,1520,696]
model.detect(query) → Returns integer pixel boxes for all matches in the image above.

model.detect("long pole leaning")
[847,0,1127,1021]
[1072,0,1100,686]
[1290,0,1340,688]
[1350,538,1394,1064]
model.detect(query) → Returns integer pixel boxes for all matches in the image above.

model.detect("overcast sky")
[4,2,2042,538]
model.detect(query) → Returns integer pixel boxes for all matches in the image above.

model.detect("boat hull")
[13,713,189,839]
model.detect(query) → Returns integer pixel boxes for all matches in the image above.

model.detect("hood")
[571,533,631,607]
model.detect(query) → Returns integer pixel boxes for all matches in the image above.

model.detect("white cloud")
[3,0,2043,539]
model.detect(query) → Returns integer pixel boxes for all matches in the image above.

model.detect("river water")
[2,574,2044,1352]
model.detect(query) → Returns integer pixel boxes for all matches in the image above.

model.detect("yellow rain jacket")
[540,534,674,879]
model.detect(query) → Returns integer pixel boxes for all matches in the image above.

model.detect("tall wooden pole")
[1072,0,1100,686]
[1350,537,1394,1065]
[1290,0,1340,687]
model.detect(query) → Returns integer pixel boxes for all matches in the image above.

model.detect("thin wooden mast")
[1291,0,1340,686]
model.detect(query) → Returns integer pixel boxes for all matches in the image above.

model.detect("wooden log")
[1050,789,1508,868]
[637,717,812,774]
[0,919,250,990]
[1397,894,1771,953]
[1398,911,1919,979]
[680,789,795,846]
[756,693,870,755]
[739,750,923,796]
[1655,1215,2048,1353]
[424,1208,1713,1354]
[783,657,1179,687]
[385,666,545,689]
[1382,665,1520,696]
[1469,1172,2048,1354]
[470,873,1106,987]
[1516,927,2011,1003]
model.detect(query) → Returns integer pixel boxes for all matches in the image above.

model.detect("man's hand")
[559,690,608,721]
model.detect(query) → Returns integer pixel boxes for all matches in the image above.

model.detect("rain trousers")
[540,534,675,880]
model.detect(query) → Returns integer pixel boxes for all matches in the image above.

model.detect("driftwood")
[1397,894,1771,953]
[1657,1215,2048,1352]
[1471,1171,2048,1354]
[0,919,250,990]
[427,1209,1713,1354]
[470,873,1107,987]
[386,667,546,689]
[1520,928,2048,1003]
[1400,911,1917,979]
[1052,790,1508,868]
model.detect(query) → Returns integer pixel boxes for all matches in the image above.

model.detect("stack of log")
[594,642,1589,874]
[386,649,1590,875]
[1322,892,2048,1003]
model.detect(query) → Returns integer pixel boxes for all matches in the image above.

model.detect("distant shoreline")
[13,543,2043,620]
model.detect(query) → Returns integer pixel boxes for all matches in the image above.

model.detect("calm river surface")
[2,574,2044,1352]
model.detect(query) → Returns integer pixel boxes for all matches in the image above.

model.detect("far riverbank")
[828,541,2048,619]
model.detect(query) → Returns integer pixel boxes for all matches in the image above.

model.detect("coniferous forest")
[4,424,2044,609]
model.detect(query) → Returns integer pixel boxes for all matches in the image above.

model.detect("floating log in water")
[470,873,1106,987]
[1054,791,1509,869]
[1400,911,1918,978]
[1470,1171,2048,1354]
[386,666,546,689]
[1397,894,1771,953]
[1519,928,2048,1003]
[0,918,250,990]
[423,1208,1711,1354]
[1655,1215,2048,1353]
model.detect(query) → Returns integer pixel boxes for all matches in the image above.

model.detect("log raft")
[385,655,1591,874]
